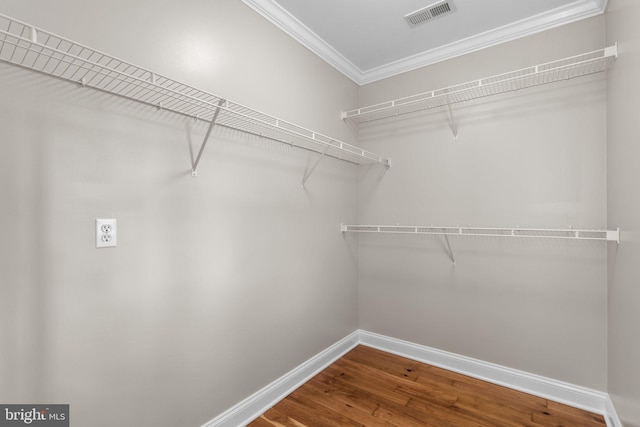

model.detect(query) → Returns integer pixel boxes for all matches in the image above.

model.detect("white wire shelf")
[342,45,618,123]
[341,224,620,243]
[0,13,390,172]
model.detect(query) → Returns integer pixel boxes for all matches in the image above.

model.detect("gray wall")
[2,1,637,426]
[0,1,360,426]
[356,17,609,390]
[606,1,640,426]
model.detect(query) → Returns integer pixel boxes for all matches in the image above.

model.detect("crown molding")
[240,0,364,84]
[360,0,607,84]
[242,0,607,86]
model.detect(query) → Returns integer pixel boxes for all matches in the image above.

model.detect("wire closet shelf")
[341,225,620,243]
[0,13,390,169]
[342,44,618,123]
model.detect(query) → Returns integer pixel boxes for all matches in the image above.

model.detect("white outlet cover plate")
[96,218,117,248]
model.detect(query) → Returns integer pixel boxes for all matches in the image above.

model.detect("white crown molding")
[202,329,621,426]
[361,0,607,84]
[240,0,364,84]
[242,0,606,85]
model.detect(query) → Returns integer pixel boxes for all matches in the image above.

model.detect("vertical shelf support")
[192,99,225,177]
[301,145,330,189]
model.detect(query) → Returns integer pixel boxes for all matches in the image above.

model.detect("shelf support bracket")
[446,101,458,139]
[192,98,225,177]
[301,145,330,189]
[443,234,456,267]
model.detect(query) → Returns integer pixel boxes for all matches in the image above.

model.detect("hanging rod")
[341,224,620,244]
[342,44,618,123]
[0,13,390,171]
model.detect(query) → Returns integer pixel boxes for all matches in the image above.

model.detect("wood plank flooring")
[248,345,606,427]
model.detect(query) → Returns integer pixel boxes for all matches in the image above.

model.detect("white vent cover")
[405,1,456,27]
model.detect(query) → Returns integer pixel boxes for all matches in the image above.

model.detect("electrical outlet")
[96,219,117,248]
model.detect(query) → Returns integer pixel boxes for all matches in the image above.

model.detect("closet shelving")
[341,225,621,244]
[341,44,620,257]
[342,225,620,266]
[342,45,618,123]
[0,13,390,177]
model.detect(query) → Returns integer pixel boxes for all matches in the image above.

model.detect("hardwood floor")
[248,345,606,427]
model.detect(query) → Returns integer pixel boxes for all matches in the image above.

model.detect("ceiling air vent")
[405,1,456,28]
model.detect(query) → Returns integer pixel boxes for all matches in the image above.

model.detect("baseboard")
[203,329,621,427]
[358,330,615,424]
[201,330,360,427]
[605,395,624,427]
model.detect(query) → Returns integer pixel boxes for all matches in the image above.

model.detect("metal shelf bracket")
[446,100,458,139]
[443,234,456,267]
[301,145,329,189]
[0,13,390,178]
[191,99,225,177]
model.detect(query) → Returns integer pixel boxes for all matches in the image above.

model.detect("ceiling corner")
[595,0,609,12]
[240,0,365,84]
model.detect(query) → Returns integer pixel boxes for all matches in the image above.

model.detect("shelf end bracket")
[191,98,225,177]
[607,228,620,244]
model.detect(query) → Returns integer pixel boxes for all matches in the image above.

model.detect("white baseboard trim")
[201,330,360,427]
[203,329,622,427]
[605,395,624,427]
[358,330,617,426]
